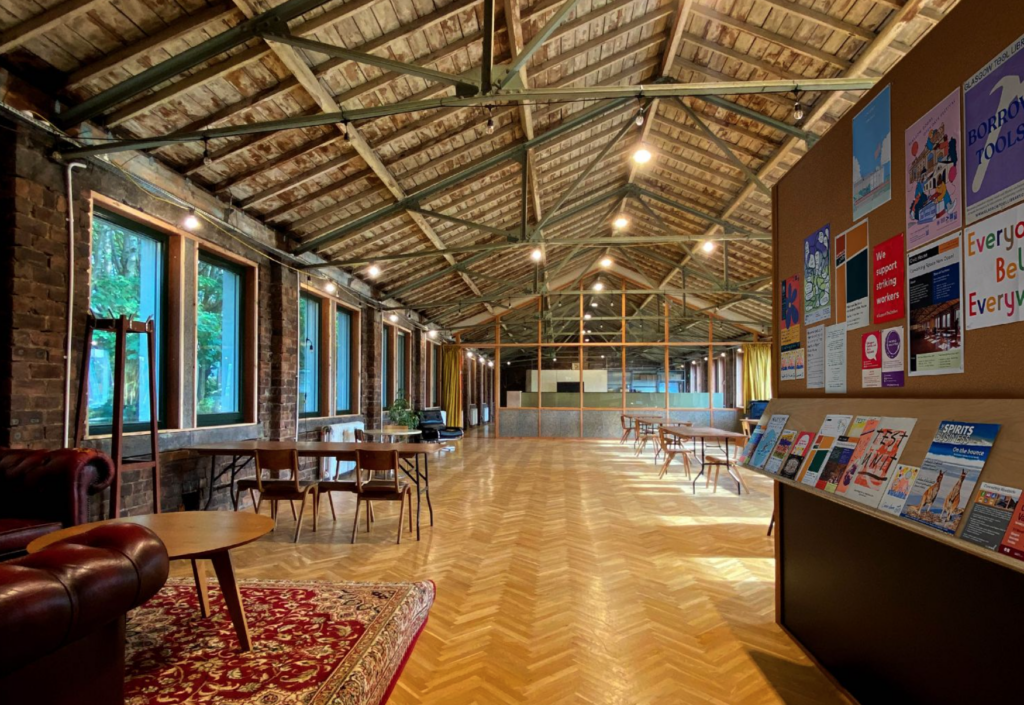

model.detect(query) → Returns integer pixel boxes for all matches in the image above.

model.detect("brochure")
[844,418,918,508]
[817,416,878,493]
[815,436,859,493]
[998,497,1024,562]
[738,426,765,465]
[765,430,797,475]
[780,431,815,481]
[901,421,1000,534]
[832,416,882,496]
[800,415,853,487]
[962,483,1021,551]
[878,465,920,515]
[749,414,789,470]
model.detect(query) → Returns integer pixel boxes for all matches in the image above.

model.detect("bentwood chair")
[253,449,319,542]
[705,454,749,494]
[619,415,634,445]
[634,419,659,457]
[317,426,359,523]
[657,427,693,480]
[352,450,413,544]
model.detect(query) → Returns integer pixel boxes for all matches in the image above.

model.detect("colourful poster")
[906,89,962,249]
[873,233,905,324]
[817,416,878,493]
[843,221,871,330]
[964,203,1024,330]
[861,331,881,388]
[832,417,882,496]
[965,32,1024,224]
[845,418,917,508]
[780,275,802,351]
[878,465,920,516]
[853,85,893,220]
[804,225,832,325]
[750,415,790,470]
[901,421,1000,535]
[881,326,905,388]
[780,348,805,381]
[998,494,1024,561]
[962,483,1021,551]
[908,232,965,376]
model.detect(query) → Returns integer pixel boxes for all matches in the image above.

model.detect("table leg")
[424,453,434,526]
[191,559,210,619]
[210,551,252,652]
[206,455,217,509]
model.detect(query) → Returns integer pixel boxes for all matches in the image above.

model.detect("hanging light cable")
[486,106,495,135]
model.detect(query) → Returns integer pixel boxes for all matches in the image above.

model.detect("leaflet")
[800,415,853,487]
[878,465,920,515]
[816,416,877,493]
[844,418,918,508]
[962,483,1021,551]
[901,421,1000,534]
[764,430,797,475]
[749,414,789,470]
[780,431,815,481]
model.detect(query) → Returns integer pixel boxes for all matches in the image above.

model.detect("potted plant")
[387,392,420,429]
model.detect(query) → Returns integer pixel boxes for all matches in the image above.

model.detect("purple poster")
[905,89,962,250]
[965,32,1024,224]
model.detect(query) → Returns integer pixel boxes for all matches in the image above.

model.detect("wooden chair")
[657,427,692,480]
[253,449,319,542]
[317,426,359,523]
[619,415,634,445]
[352,450,413,544]
[634,419,658,457]
[704,455,749,494]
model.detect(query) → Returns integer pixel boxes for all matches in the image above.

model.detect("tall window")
[88,212,165,432]
[396,331,407,400]
[299,293,321,417]
[432,344,441,407]
[381,326,390,408]
[197,253,243,425]
[336,306,352,414]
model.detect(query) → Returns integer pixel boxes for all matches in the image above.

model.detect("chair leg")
[408,490,414,534]
[249,489,260,514]
[368,502,375,523]
[396,493,405,545]
[767,512,775,536]
[658,454,671,479]
[294,495,307,543]
[366,501,372,532]
[351,499,361,543]
[312,491,318,532]
[327,491,337,520]
[271,500,278,531]
[289,501,297,520]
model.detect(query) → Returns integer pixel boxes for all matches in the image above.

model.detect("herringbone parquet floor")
[175,434,849,705]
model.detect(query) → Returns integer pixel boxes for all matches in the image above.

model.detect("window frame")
[334,302,359,416]
[195,250,247,427]
[298,291,326,419]
[87,208,170,435]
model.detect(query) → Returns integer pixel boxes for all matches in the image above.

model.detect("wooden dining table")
[188,440,445,540]
[661,425,747,494]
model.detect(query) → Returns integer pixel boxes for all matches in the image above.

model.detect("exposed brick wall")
[2,119,426,517]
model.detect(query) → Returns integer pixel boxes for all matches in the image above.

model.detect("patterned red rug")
[125,578,434,705]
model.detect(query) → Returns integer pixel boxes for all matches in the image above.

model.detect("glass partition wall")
[463,276,762,438]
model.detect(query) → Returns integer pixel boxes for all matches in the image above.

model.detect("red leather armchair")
[0,448,115,558]
[0,523,169,705]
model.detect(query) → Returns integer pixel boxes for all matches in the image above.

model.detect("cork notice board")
[768,2,1024,701]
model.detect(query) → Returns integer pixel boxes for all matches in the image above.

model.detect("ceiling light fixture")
[202,137,212,166]
[613,216,629,229]
[467,352,474,359]
[427,329,437,339]
[591,301,598,308]
[793,99,805,125]
[632,146,652,164]
[600,257,613,268]
[701,240,716,254]
[367,264,381,278]
[584,313,592,320]
[324,281,337,294]
[488,361,494,367]
[530,248,543,262]
[593,282,604,291]
[389,313,399,323]
[486,106,495,135]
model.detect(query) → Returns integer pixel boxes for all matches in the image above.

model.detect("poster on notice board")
[908,232,964,376]
[964,31,1024,224]
[804,225,832,325]
[853,85,893,221]
[964,202,1024,330]
[905,89,962,250]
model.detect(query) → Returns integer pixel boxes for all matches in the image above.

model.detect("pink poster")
[905,89,962,250]
[862,331,882,388]
[873,233,906,324]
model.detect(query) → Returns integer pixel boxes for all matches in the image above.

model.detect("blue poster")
[853,85,893,220]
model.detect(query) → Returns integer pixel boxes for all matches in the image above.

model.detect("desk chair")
[352,450,413,544]
[253,449,319,542]
[619,415,634,445]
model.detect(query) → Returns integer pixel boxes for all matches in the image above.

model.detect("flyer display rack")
[741,397,1024,578]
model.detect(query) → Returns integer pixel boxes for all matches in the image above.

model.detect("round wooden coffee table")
[28,511,274,652]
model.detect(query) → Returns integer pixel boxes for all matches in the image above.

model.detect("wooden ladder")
[74,314,161,518]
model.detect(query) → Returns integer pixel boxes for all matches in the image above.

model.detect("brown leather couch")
[0,523,169,705]
[0,448,115,559]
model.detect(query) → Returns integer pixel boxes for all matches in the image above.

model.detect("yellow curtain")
[441,345,463,428]
[743,343,773,403]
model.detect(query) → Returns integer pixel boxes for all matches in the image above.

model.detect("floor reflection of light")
[660,516,769,526]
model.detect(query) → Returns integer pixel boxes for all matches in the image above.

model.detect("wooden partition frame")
[769,2,1024,702]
